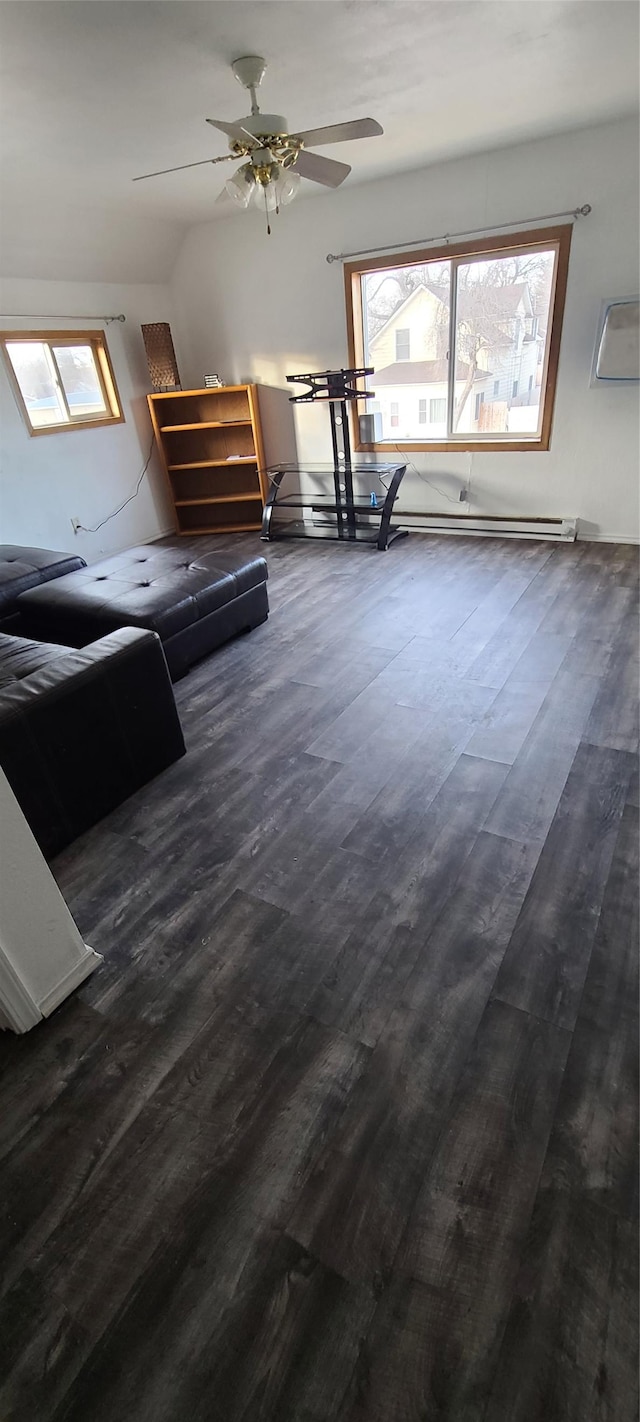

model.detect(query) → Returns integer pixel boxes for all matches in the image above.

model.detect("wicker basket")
[141,323,181,391]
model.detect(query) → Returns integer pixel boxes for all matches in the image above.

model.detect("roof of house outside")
[369,285,446,346]
[373,359,489,385]
[369,278,533,348]
[457,282,533,322]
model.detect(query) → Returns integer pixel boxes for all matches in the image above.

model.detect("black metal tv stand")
[260,368,408,551]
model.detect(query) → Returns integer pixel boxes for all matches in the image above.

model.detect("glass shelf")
[261,461,408,551]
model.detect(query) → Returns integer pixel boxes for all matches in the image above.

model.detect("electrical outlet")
[71,517,81,534]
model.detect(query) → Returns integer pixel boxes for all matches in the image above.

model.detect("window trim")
[0,329,124,436]
[344,224,572,453]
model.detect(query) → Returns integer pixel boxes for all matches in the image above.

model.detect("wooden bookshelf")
[147,385,267,536]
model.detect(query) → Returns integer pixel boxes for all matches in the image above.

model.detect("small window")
[418,398,427,424]
[395,329,410,361]
[493,380,500,398]
[429,397,446,423]
[1,330,123,435]
[512,380,519,398]
[390,402,400,428]
[474,392,485,421]
[528,374,534,391]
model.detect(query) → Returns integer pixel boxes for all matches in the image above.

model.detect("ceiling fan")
[133,55,383,232]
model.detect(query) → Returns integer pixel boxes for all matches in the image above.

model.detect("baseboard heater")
[395,511,578,542]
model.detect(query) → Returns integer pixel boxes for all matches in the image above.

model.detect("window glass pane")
[452,248,556,437]
[5,341,68,427]
[52,344,107,418]
[395,328,410,361]
[362,261,451,440]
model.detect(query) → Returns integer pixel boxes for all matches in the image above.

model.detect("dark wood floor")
[1,531,638,1422]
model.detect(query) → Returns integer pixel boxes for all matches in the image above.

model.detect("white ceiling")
[0,1,638,282]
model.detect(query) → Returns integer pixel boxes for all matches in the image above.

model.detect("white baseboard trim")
[577,532,640,544]
[0,943,43,1033]
[143,526,176,543]
[39,945,103,1018]
[397,515,577,542]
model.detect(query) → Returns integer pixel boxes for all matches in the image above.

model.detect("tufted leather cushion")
[0,545,86,615]
[17,546,269,677]
[0,632,72,688]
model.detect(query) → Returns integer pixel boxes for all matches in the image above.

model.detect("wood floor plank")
[583,639,640,752]
[484,664,601,843]
[287,833,538,1284]
[538,1009,638,1219]
[371,753,510,924]
[340,683,499,861]
[35,1013,370,1345]
[465,548,585,690]
[0,890,290,1293]
[464,678,550,765]
[579,800,639,1029]
[0,1267,90,1422]
[482,1190,639,1422]
[337,1000,571,1422]
[38,1225,376,1422]
[492,742,634,1028]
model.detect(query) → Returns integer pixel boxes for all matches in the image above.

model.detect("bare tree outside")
[453,252,554,429]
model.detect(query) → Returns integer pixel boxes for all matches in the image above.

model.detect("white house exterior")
[366,281,542,440]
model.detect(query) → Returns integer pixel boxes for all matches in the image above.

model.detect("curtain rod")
[325,204,592,264]
[0,313,126,323]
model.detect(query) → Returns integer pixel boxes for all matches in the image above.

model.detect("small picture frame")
[590,297,639,385]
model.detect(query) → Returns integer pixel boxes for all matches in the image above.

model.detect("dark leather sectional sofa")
[0,546,186,857]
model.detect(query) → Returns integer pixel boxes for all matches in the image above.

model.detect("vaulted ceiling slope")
[1,0,638,282]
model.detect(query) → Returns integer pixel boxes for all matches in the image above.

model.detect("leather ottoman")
[0,544,86,632]
[17,546,269,680]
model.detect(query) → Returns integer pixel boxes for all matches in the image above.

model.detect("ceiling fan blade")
[295,149,351,188]
[292,118,383,148]
[133,154,235,181]
[206,117,256,144]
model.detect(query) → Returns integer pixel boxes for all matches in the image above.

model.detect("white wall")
[0,769,101,1032]
[0,277,181,559]
[171,117,640,543]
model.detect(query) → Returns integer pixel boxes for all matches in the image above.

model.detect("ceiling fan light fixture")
[276,169,300,206]
[225,163,254,208]
[250,177,279,213]
[248,164,300,215]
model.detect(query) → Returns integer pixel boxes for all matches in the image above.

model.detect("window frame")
[344,224,572,453]
[0,329,124,436]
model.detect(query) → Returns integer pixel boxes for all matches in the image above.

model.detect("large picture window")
[345,225,572,452]
[0,330,123,435]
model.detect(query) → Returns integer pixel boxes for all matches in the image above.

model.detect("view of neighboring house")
[365,277,544,440]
